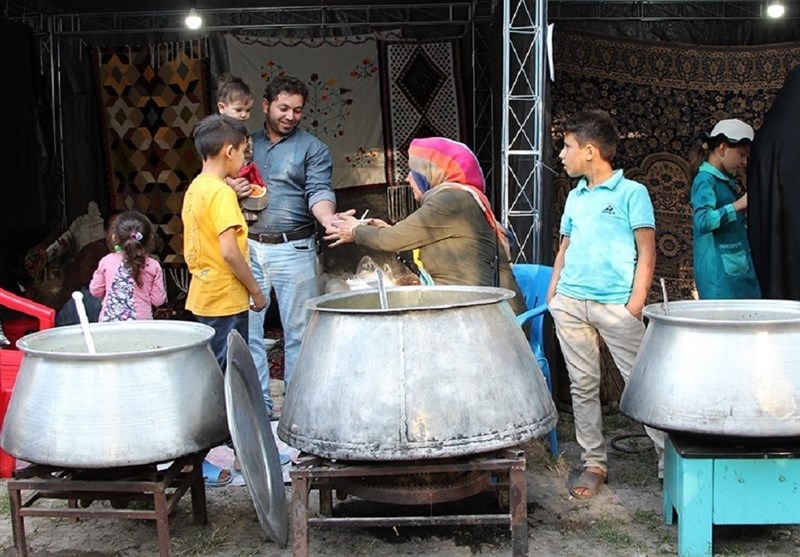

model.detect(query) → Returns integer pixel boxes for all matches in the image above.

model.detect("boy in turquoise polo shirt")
[546,109,664,499]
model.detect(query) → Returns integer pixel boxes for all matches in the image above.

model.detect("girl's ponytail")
[113,211,155,286]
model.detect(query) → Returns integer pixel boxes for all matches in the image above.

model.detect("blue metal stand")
[663,434,800,557]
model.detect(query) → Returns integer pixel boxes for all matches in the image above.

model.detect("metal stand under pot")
[7,452,208,557]
[662,434,800,557]
[288,449,529,557]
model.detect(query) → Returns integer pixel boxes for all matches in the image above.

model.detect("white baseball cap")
[701,119,754,145]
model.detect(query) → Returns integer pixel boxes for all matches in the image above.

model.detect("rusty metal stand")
[7,451,207,557]
[290,447,528,557]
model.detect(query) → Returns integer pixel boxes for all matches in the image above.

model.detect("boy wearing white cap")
[690,118,761,299]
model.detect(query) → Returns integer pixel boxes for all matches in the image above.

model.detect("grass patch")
[523,438,565,471]
[172,527,231,556]
[556,416,577,442]
[633,509,661,529]
[611,452,659,488]
[0,489,9,517]
[604,412,637,433]
[594,517,632,547]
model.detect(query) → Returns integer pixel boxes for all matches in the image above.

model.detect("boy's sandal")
[569,468,607,500]
[202,460,232,488]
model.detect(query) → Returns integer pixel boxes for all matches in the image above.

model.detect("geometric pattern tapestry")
[91,40,211,266]
[225,33,397,190]
[379,39,467,185]
[551,30,800,302]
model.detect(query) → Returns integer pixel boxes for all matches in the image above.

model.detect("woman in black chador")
[747,64,800,301]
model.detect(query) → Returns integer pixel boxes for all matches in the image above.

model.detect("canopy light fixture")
[766,0,786,18]
[185,7,202,29]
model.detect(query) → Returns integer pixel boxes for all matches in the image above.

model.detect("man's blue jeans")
[194,311,249,373]
[247,235,318,415]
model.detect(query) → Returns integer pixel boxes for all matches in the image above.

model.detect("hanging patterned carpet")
[379,38,467,185]
[551,30,800,302]
[225,32,394,190]
[91,40,212,266]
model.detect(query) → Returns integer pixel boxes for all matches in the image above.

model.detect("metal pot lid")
[225,331,288,546]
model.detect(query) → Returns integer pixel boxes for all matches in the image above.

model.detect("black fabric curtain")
[0,18,48,291]
[59,37,107,224]
[747,64,800,301]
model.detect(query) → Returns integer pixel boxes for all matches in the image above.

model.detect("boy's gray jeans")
[549,293,665,477]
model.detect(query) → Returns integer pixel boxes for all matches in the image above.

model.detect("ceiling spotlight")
[767,0,785,18]
[185,7,202,29]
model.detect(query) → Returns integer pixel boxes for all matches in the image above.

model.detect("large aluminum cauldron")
[278,286,557,460]
[0,321,229,468]
[621,299,800,437]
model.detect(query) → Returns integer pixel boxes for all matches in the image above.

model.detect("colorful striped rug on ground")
[379,38,467,186]
[91,40,212,266]
[551,30,800,303]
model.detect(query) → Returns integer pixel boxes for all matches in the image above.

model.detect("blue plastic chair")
[512,263,558,457]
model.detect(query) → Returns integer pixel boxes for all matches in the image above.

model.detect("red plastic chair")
[0,288,56,477]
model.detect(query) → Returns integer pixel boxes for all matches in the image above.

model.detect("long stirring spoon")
[660,277,670,316]
[72,291,97,353]
[375,268,389,310]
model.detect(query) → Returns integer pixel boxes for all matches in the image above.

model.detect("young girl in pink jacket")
[90,211,166,321]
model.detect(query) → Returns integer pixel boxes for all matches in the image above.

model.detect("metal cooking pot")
[621,299,800,437]
[0,321,229,468]
[278,286,557,460]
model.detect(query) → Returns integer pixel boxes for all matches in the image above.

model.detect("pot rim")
[306,285,514,313]
[643,299,800,325]
[15,321,215,360]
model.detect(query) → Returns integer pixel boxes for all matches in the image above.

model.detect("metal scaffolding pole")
[501,0,546,263]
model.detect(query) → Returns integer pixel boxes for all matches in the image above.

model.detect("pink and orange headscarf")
[408,137,507,250]
[408,137,486,193]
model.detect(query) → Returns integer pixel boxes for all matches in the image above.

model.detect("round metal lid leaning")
[224,330,288,546]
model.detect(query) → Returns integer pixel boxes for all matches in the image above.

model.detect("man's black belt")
[248,226,315,244]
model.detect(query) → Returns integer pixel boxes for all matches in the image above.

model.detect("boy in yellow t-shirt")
[182,114,267,370]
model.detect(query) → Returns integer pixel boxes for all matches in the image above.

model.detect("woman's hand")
[367,217,390,228]
[318,209,355,234]
[324,215,360,248]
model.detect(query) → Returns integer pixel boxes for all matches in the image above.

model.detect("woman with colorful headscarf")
[327,137,525,314]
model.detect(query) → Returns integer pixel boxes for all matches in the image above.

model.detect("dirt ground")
[1,413,799,557]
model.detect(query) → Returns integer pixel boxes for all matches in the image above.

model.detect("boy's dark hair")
[562,109,619,162]
[192,114,248,160]
[216,74,253,105]
[114,210,155,287]
[264,75,308,104]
